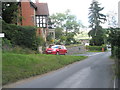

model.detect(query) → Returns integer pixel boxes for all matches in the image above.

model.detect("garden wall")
[66,45,86,55]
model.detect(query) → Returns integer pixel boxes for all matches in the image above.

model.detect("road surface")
[4,51,115,88]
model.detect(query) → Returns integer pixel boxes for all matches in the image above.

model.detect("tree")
[107,11,117,28]
[55,27,63,39]
[50,13,66,28]
[50,10,84,45]
[50,10,83,36]
[64,10,82,36]
[88,0,106,46]
[2,2,19,24]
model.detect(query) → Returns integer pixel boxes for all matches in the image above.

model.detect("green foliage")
[50,13,66,27]
[113,46,120,59]
[88,0,106,29]
[2,38,12,47]
[108,28,120,78]
[2,53,87,85]
[89,35,104,46]
[88,0,106,46]
[2,21,42,51]
[2,38,12,51]
[3,46,36,54]
[108,28,120,58]
[60,36,67,42]
[46,34,53,44]
[2,2,18,24]
[50,9,83,36]
[55,27,63,39]
[65,33,76,45]
[86,45,107,51]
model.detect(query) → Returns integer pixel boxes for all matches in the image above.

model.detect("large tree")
[88,0,106,46]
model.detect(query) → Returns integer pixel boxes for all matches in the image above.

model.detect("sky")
[33,0,120,28]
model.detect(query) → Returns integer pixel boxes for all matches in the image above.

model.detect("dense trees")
[88,0,106,46]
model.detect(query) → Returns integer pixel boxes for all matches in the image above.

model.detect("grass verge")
[2,53,87,85]
[87,50,103,52]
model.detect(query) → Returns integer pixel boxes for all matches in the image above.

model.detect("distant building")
[18,0,50,41]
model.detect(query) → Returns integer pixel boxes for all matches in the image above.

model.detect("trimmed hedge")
[2,21,43,51]
[86,45,107,51]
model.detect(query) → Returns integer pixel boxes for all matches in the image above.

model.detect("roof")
[30,2,37,9]
[35,3,49,16]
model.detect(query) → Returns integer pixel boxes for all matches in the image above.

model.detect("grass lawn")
[2,53,87,85]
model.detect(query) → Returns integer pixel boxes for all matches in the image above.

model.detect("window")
[36,15,47,28]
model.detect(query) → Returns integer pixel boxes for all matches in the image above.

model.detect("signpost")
[0,33,4,37]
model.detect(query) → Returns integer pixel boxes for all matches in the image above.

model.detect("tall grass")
[2,53,87,85]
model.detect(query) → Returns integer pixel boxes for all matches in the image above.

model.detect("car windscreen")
[61,46,66,49]
[51,46,60,49]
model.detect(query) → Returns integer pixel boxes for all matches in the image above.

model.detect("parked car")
[45,45,67,55]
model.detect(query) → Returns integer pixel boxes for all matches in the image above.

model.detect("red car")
[45,45,67,55]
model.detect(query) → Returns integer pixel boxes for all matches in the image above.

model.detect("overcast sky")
[33,0,119,27]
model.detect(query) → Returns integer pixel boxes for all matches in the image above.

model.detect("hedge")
[2,21,43,51]
[86,45,107,51]
[113,46,120,59]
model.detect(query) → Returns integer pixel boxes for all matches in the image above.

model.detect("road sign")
[0,33,4,37]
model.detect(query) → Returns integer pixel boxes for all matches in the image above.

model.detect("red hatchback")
[45,45,67,55]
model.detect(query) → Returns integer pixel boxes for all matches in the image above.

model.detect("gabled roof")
[35,3,49,16]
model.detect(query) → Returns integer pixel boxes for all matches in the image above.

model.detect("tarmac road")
[5,51,115,88]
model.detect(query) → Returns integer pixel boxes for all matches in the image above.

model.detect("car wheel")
[56,52,59,55]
